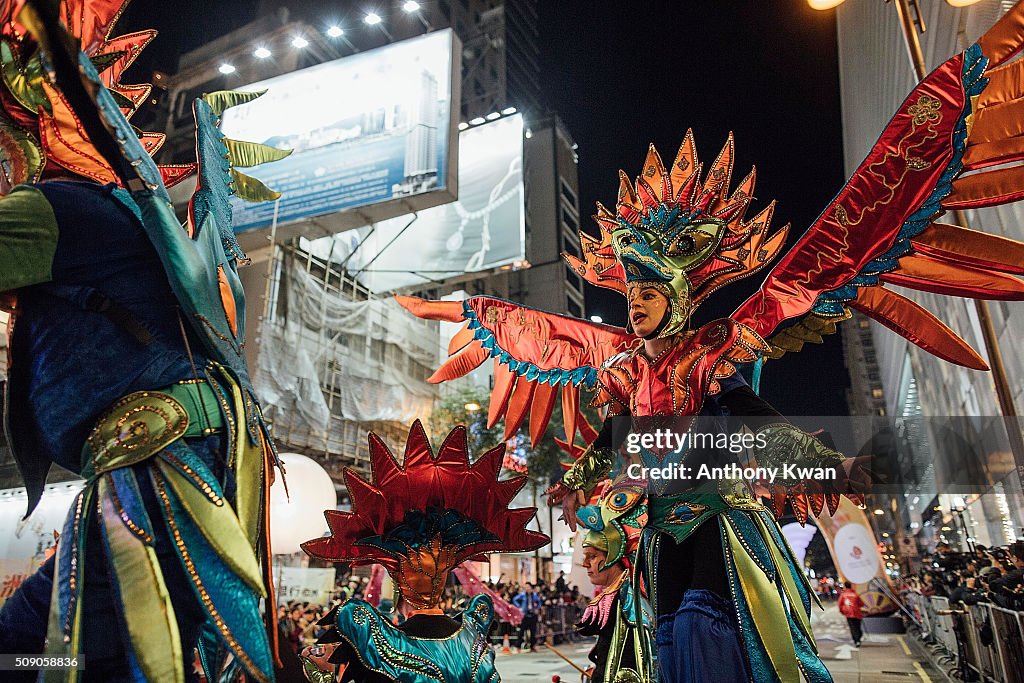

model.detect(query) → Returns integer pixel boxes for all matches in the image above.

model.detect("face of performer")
[627,284,671,339]
[582,547,622,587]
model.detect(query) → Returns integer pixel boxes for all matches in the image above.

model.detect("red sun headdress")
[302,421,549,609]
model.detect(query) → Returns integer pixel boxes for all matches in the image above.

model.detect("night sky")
[119,1,852,416]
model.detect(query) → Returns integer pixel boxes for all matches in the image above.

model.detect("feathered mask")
[563,132,789,337]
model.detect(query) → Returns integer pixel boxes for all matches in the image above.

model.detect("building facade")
[835,0,1024,552]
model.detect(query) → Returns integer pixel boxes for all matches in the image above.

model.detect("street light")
[402,0,432,30]
[364,12,393,41]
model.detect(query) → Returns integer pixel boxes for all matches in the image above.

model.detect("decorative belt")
[648,479,765,544]
[82,378,225,478]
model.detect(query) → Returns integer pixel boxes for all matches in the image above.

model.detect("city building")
[834,0,1024,553]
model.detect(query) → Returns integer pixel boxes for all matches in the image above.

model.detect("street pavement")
[493,604,944,683]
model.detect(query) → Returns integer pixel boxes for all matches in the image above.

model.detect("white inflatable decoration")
[781,521,819,568]
[269,452,338,555]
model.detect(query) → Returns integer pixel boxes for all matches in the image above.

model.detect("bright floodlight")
[403,1,421,11]
[253,46,271,59]
[364,12,382,25]
[326,25,344,38]
[291,36,309,49]
[218,63,236,74]
[590,315,603,324]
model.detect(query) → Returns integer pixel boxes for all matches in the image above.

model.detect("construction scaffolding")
[254,241,440,475]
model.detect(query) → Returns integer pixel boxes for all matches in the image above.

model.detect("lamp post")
[810,0,1024,488]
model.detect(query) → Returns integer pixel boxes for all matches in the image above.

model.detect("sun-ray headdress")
[0,0,205,187]
[302,421,549,610]
[564,132,790,338]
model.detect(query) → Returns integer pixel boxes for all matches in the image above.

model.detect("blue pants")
[655,589,749,683]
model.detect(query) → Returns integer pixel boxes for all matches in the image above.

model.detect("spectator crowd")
[901,540,1024,611]
[276,570,593,657]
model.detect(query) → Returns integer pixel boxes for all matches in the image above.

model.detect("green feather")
[201,90,267,117]
[229,168,281,202]
[224,138,292,168]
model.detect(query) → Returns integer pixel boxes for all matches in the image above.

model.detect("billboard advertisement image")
[220,30,458,236]
[303,113,526,293]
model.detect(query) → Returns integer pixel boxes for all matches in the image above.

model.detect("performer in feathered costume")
[575,475,652,683]
[0,1,289,680]
[398,5,1024,681]
[298,420,549,683]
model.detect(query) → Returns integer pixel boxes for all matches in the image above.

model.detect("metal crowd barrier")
[905,592,1024,682]
[486,603,588,647]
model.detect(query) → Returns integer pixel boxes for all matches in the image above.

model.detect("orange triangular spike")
[911,222,1024,276]
[826,492,841,516]
[704,133,735,201]
[616,170,642,218]
[640,144,669,203]
[809,493,825,517]
[669,129,698,200]
[447,323,475,355]
[790,484,809,525]
[977,0,1024,67]
[158,163,196,189]
[395,296,465,322]
[529,383,558,446]
[851,286,989,370]
[427,343,488,383]
[503,379,536,440]
[139,131,165,156]
[772,484,788,519]
[880,252,1024,300]
[561,387,579,448]
[95,30,158,86]
[489,363,517,429]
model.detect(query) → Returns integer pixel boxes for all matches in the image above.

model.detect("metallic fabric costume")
[0,1,289,680]
[299,421,549,683]
[576,476,653,683]
[398,6,1024,681]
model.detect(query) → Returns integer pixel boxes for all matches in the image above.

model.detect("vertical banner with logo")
[815,496,897,615]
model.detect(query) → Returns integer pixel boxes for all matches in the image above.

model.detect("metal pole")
[892,0,1024,487]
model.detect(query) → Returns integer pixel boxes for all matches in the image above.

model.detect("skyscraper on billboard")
[399,70,440,194]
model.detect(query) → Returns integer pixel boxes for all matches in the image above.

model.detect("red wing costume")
[399,7,1024,682]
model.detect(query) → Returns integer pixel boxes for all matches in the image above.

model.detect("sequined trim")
[104,473,154,543]
[152,470,270,683]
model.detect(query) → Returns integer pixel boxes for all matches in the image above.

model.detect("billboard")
[303,113,526,293]
[219,30,459,242]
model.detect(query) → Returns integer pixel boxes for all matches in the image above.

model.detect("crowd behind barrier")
[900,541,1024,682]
[276,573,594,657]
